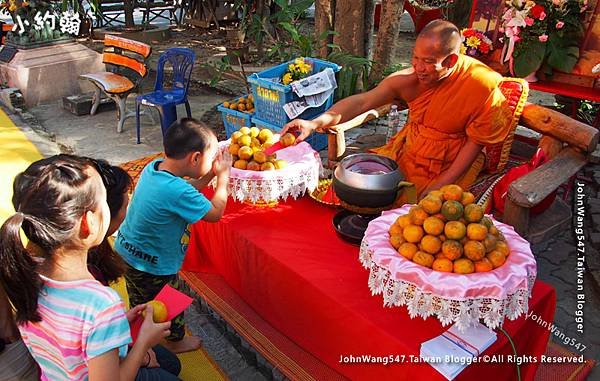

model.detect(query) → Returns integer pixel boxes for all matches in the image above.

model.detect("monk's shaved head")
[418,20,461,56]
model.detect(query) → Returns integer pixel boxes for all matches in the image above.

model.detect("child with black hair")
[0,154,171,380]
[115,118,232,354]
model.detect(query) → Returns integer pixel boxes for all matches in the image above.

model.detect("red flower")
[530,4,546,20]
[463,29,476,37]
[479,42,490,54]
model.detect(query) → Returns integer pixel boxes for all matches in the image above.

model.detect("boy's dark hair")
[87,158,132,285]
[1,154,100,323]
[163,118,216,159]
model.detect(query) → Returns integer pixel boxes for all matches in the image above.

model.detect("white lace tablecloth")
[217,138,322,203]
[359,205,537,331]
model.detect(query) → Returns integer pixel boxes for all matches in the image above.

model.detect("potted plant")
[500,0,587,80]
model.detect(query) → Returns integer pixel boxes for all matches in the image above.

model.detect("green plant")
[326,51,372,101]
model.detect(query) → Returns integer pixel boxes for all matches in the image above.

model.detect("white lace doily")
[359,206,537,332]
[216,138,323,203]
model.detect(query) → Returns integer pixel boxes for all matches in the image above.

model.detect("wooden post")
[333,0,366,57]
[503,198,529,238]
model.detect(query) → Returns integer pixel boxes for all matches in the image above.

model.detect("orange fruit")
[435,252,447,260]
[483,233,498,253]
[246,161,261,171]
[143,300,168,323]
[390,234,405,249]
[389,224,403,237]
[237,103,246,111]
[233,159,248,170]
[423,216,445,236]
[421,235,442,254]
[433,213,447,222]
[489,225,500,236]
[237,146,253,160]
[495,241,510,256]
[466,223,488,241]
[223,101,231,108]
[231,131,243,142]
[413,251,435,268]
[237,135,252,147]
[441,200,464,221]
[262,141,274,149]
[228,143,240,156]
[261,162,276,171]
[253,151,267,164]
[279,132,296,147]
[419,195,443,214]
[229,103,237,110]
[398,242,418,260]
[464,204,484,223]
[441,184,464,201]
[250,137,262,147]
[238,97,246,103]
[249,126,260,138]
[274,160,288,170]
[461,191,476,206]
[409,205,429,226]
[453,258,475,274]
[474,258,494,273]
[428,190,444,200]
[439,234,446,242]
[432,258,453,272]
[487,250,506,268]
[258,128,274,143]
[441,239,463,260]
[239,126,251,135]
[403,225,424,243]
[247,94,253,101]
[481,216,493,229]
[463,240,486,261]
[444,221,467,240]
[395,214,412,228]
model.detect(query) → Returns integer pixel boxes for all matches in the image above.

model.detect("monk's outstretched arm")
[420,140,483,197]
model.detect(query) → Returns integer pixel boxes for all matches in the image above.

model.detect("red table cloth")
[182,192,556,381]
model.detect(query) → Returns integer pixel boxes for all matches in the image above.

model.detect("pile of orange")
[229,127,289,171]
[223,95,255,114]
[388,184,510,274]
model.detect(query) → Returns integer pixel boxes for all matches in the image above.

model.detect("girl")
[0,155,170,381]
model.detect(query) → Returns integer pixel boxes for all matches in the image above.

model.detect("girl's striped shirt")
[18,275,131,380]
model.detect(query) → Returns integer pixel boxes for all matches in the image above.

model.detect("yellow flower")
[460,44,467,54]
[466,36,481,48]
[282,73,293,85]
[9,3,16,11]
[288,64,295,72]
[294,58,304,65]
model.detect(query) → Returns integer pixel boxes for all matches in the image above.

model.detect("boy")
[115,118,231,353]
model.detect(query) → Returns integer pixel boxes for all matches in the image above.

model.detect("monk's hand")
[281,119,318,144]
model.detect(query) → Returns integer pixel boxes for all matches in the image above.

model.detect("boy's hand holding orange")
[137,303,171,348]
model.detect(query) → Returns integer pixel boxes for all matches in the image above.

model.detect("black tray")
[332,210,379,246]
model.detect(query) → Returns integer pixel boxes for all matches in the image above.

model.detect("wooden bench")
[79,35,152,133]
[319,85,599,243]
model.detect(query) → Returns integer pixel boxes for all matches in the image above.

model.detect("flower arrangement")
[501,0,588,78]
[281,57,312,85]
[460,28,493,59]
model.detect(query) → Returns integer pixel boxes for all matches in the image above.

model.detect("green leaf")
[279,22,300,40]
[545,34,579,73]
[512,41,545,78]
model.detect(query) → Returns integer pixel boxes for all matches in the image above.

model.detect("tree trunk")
[333,0,366,57]
[315,0,336,58]
[368,0,405,84]
[364,0,376,62]
[124,0,135,27]
[255,0,268,56]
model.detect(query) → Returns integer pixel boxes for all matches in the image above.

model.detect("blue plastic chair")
[135,48,196,144]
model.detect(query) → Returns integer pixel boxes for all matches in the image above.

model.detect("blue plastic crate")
[252,116,328,152]
[217,95,254,138]
[247,57,341,127]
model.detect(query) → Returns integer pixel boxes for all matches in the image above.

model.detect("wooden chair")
[319,79,599,243]
[138,0,184,26]
[80,35,152,133]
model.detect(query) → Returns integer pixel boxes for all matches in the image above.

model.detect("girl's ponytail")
[0,213,42,323]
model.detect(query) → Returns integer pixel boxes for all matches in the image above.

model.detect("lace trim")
[213,163,322,203]
[359,241,536,332]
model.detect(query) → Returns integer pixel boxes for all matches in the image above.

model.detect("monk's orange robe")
[371,55,513,196]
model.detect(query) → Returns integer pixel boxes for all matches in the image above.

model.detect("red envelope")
[263,141,284,155]
[129,285,193,344]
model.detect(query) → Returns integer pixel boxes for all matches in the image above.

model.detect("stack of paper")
[420,322,497,380]
[283,68,337,119]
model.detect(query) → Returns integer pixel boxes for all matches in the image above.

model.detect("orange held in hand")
[143,300,169,323]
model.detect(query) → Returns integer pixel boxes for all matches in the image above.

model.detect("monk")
[282,20,513,198]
